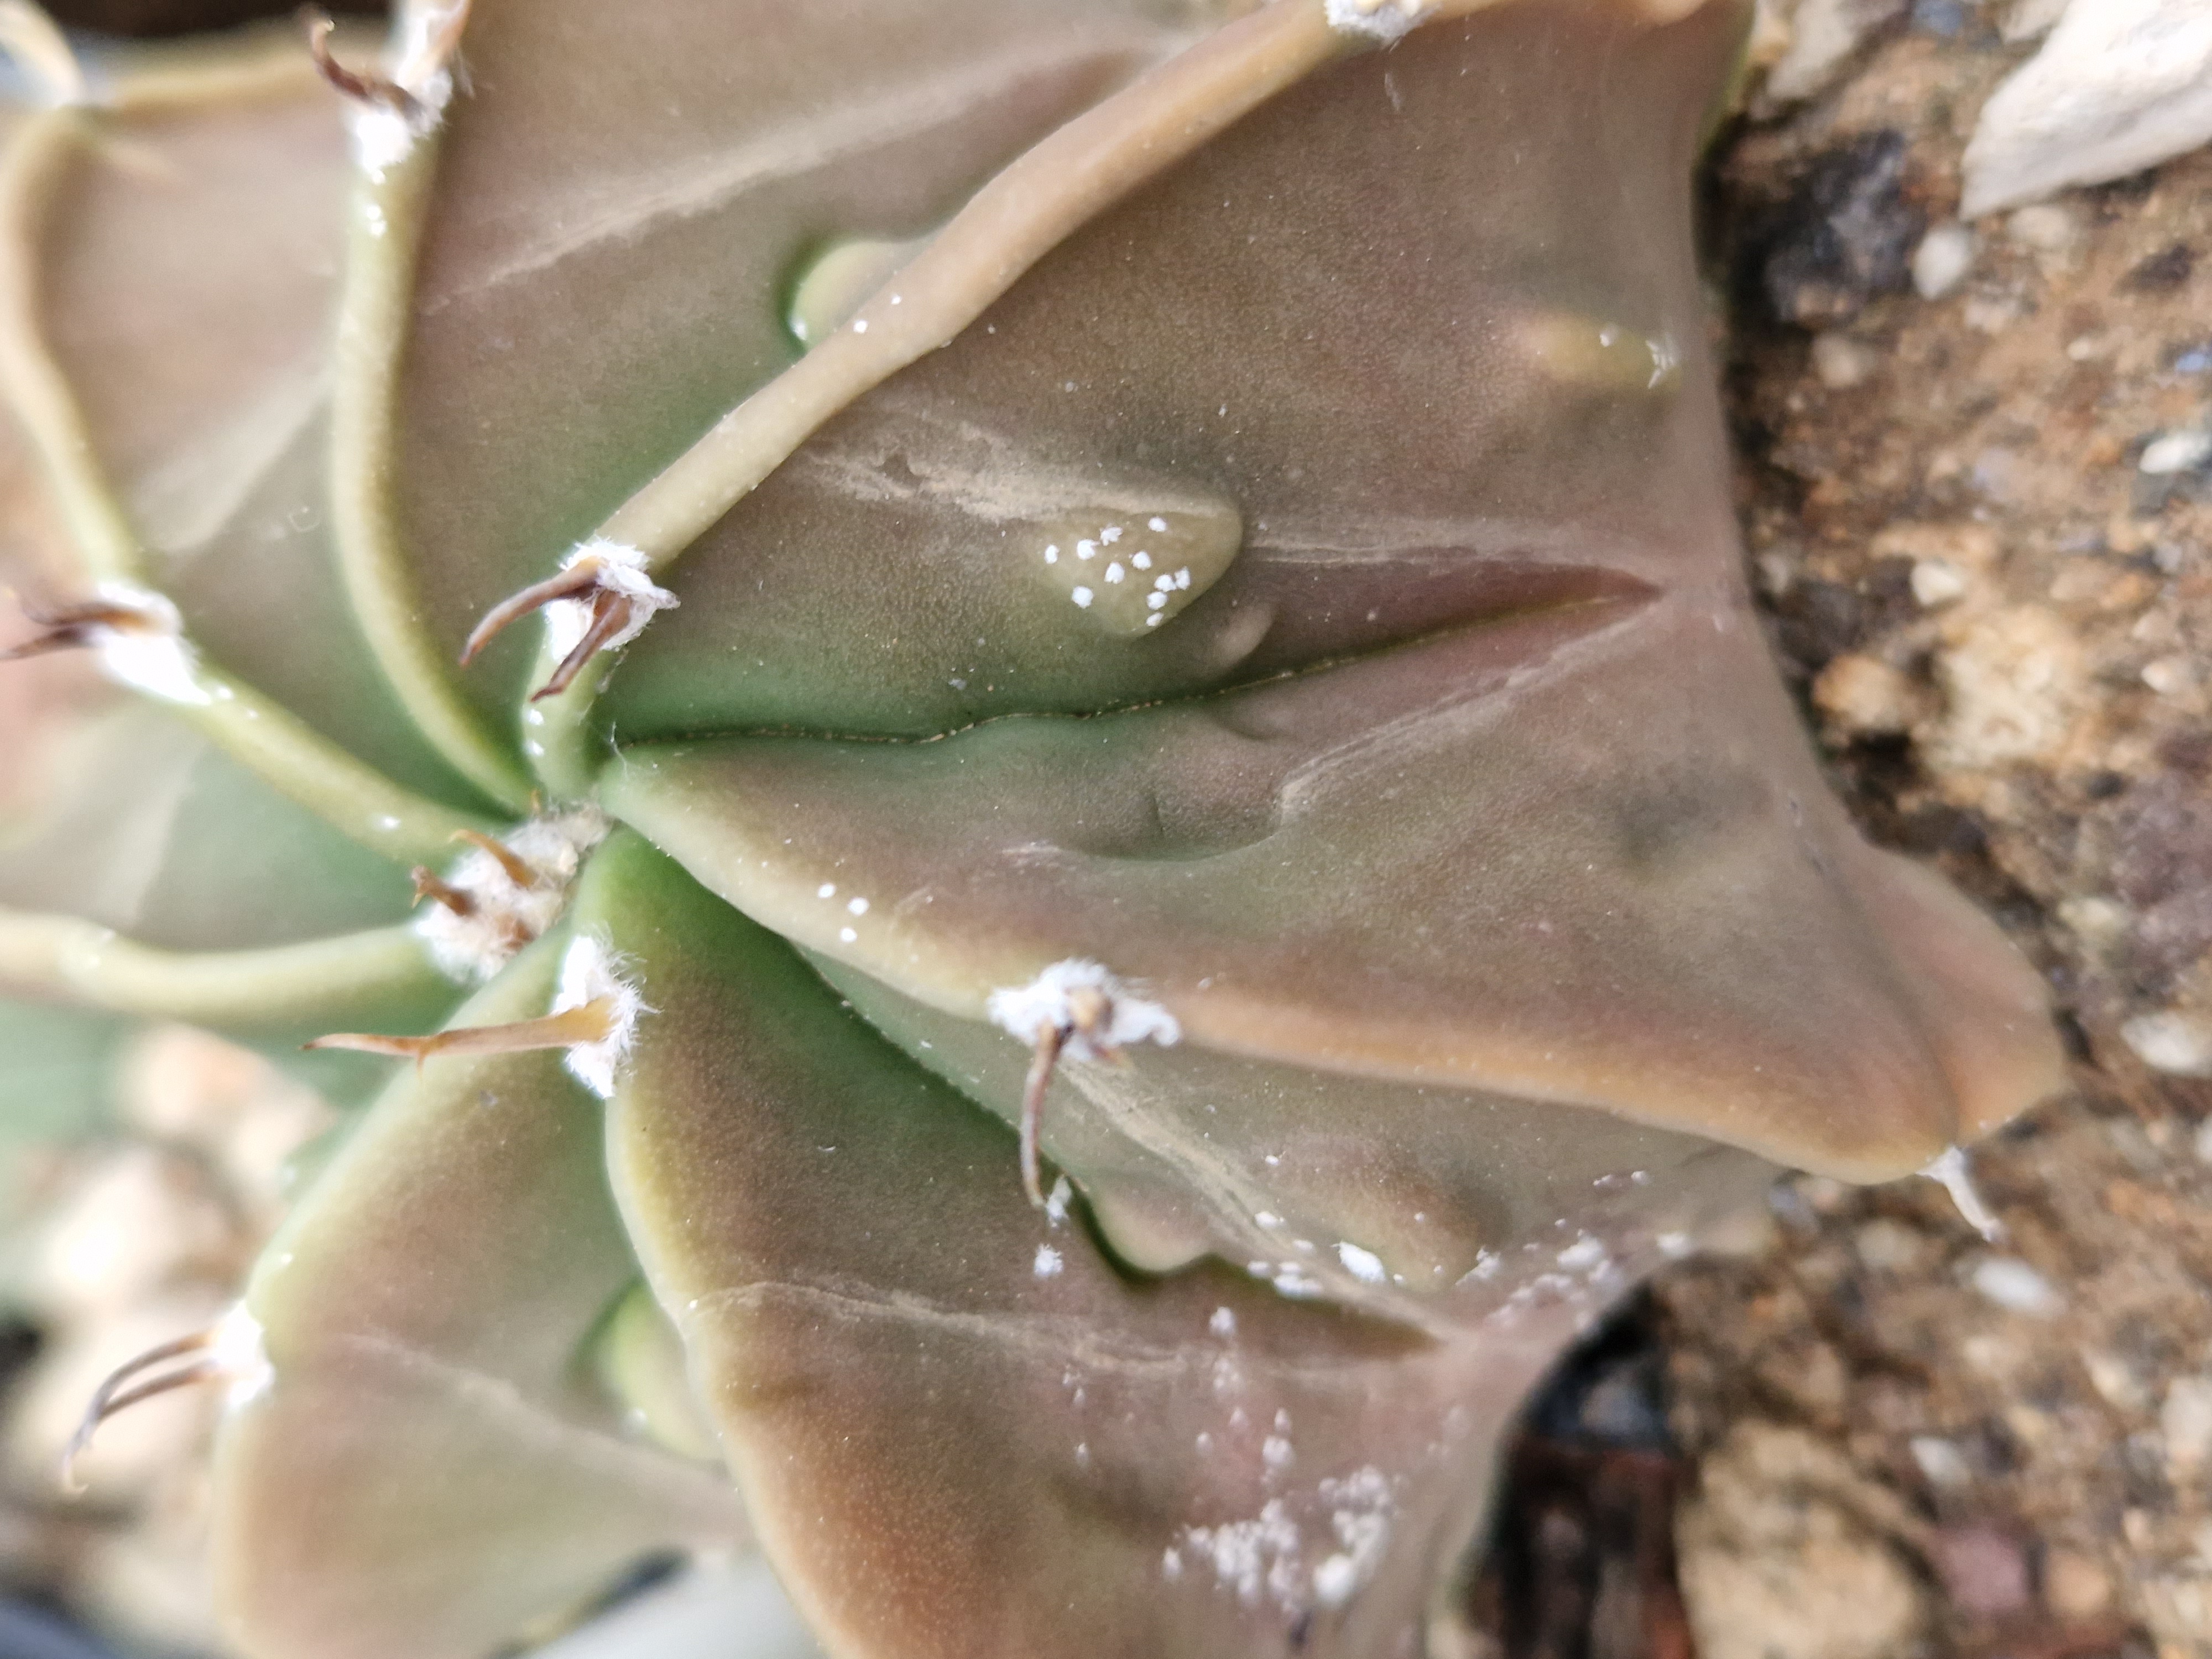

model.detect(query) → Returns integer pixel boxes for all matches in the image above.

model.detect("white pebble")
[1911,558,1970,607]
[1912,223,1976,299]
[2140,430,2212,476]
[2122,1010,2212,1076]
[1971,1256,2062,1316]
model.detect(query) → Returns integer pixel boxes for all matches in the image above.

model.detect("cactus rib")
[0,906,447,1028]
[327,1,536,812]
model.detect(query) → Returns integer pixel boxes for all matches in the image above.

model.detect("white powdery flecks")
[985,959,1181,1061]
[413,806,609,983]
[78,585,213,707]
[1168,1465,1397,1616]
[1311,1466,1395,1611]
[551,933,648,1100]
[541,540,680,664]
[1324,0,1431,42]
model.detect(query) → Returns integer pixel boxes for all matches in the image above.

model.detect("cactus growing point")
[0,1,2065,1656]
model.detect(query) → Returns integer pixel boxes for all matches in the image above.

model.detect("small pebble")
[2123,1010,2212,1077]
[2044,1550,2115,1620]
[1933,1524,2031,1618]
[1910,557,1969,607]
[1911,1435,1974,1489]
[2140,430,2212,476]
[1970,1256,2062,1316]
[1811,332,1880,389]
[2006,203,2078,252]
[1912,223,1976,298]
[1854,1217,1924,1272]
[2163,1378,2212,1470]
[2142,655,2198,696]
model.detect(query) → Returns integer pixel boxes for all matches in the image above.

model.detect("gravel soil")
[1639,7,2212,1659]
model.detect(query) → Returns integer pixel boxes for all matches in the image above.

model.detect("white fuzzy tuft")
[1324,0,1431,43]
[73,585,213,707]
[552,933,647,1099]
[413,807,608,983]
[986,959,1180,1060]
[349,0,468,178]
[540,539,679,662]
[210,1301,274,1411]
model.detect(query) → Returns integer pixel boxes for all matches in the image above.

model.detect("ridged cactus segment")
[583,832,1777,1659]
[211,935,749,1659]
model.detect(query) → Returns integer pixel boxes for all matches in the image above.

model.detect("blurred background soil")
[2,1,2210,1656]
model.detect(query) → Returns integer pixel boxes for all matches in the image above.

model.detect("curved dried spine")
[0,111,489,862]
[0,905,447,1027]
[326,0,532,812]
[60,1302,268,1492]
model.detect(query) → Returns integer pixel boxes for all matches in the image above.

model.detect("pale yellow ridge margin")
[0,43,493,863]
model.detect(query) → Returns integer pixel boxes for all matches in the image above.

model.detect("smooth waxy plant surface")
[0,0,2065,1654]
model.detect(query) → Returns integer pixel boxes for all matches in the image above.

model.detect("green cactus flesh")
[0,1,2066,1655]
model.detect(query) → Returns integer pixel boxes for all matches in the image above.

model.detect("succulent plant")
[0,0,2068,1655]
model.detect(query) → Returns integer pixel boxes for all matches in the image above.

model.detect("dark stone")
[1756,132,1926,327]
[1775,577,1866,667]
[2122,243,2195,293]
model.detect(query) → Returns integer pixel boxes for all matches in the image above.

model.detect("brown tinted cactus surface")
[0,1,2067,1655]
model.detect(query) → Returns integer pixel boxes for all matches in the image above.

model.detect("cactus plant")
[0,0,2068,1655]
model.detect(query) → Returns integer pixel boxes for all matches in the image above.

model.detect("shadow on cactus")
[0,0,2065,1654]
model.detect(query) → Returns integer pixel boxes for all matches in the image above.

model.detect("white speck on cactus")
[540,539,679,661]
[1335,1241,1387,1284]
[1032,1244,1064,1279]
[847,896,869,915]
[552,933,647,1099]
[1044,1175,1073,1227]
[1209,1307,1237,1337]
[816,883,836,899]
[1070,586,1094,608]
[988,959,1180,1058]
[1100,525,1122,544]
[1324,0,1431,43]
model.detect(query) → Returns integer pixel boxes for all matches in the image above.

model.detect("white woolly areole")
[1324,0,1431,42]
[413,806,609,983]
[552,933,647,1100]
[540,539,680,663]
[349,1,466,177]
[985,959,1181,1059]
[210,1301,273,1412]
[80,583,212,707]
